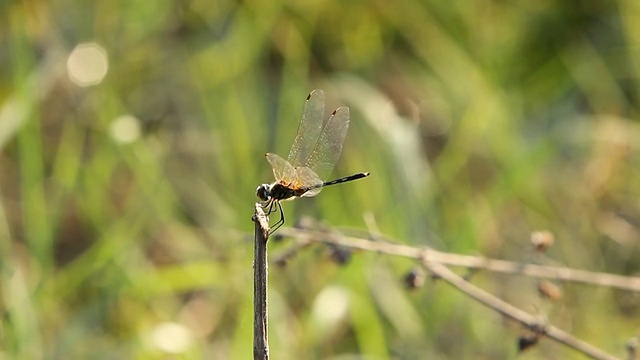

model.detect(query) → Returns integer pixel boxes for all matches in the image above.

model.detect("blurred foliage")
[1,0,639,358]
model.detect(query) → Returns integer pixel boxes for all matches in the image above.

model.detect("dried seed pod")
[328,244,352,265]
[538,280,562,301]
[531,230,554,252]
[518,333,540,352]
[404,267,426,289]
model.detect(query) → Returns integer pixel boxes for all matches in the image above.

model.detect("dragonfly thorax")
[256,182,300,203]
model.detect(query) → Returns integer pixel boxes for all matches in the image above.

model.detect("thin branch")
[275,227,632,360]
[425,260,620,360]
[252,204,270,360]
[277,228,640,292]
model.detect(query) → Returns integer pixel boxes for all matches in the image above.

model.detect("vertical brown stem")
[253,204,270,360]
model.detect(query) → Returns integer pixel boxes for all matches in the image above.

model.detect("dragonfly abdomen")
[322,172,370,187]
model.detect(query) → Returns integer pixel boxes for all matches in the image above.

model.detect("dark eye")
[256,184,270,201]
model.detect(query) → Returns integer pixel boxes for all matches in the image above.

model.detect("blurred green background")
[1,0,639,359]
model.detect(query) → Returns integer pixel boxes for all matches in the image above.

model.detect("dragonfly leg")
[265,200,276,215]
[268,201,285,235]
[260,199,277,215]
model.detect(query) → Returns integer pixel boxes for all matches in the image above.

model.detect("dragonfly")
[256,89,370,234]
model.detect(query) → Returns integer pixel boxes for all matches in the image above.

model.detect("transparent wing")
[303,106,350,181]
[287,89,325,168]
[266,153,295,183]
[294,166,323,197]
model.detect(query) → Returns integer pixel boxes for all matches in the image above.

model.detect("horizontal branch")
[425,260,619,360]
[277,228,640,292]
[277,227,625,359]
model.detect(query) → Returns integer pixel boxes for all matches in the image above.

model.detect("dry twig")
[276,228,640,292]
[275,227,633,360]
[252,204,270,360]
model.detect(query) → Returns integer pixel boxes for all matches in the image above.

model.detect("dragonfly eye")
[256,184,271,201]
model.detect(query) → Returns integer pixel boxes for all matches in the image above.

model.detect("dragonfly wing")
[266,153,295,182]
[300,187,322,197]
[303,106,350,181]
[287,90,325,168]
[294,166,323,197]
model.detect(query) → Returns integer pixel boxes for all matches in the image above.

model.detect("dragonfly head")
[256,183,271,201]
